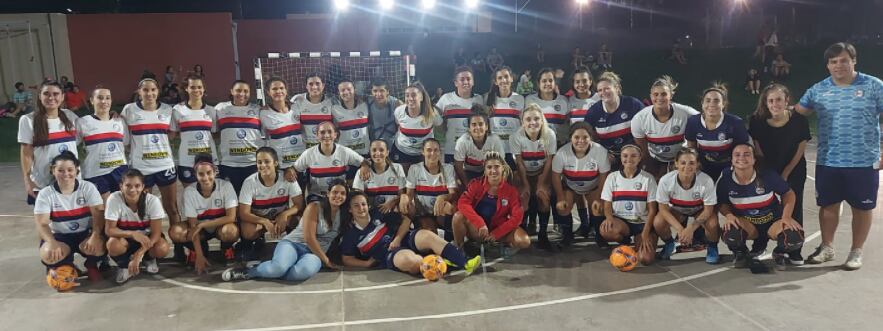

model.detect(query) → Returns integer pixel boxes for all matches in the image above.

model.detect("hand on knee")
[777,229,805,252]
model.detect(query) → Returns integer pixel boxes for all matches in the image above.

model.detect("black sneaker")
[787,252,805,266]
[535,236,553,250]
[173,244,186,263]
[733,252,750,268]
[749,239,768,257]
[773,252,787,271]
[576,225,591,239]
[526,220,537,236]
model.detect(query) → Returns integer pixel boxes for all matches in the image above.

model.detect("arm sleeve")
[339,230,358,257]
[509,135,522,156]
[798,85,815,110]
[210,107,219,133]
[597,147,612,173]
[395,164,406,190]
[287,181,303,198]
[293,150,309,172]
[17,115,33,144]
[104,195,121,221]
[85,183,103,207]
[715,179,730,205]
[33,189,51,215]
[630,112,646,139]
[601,175,614,202]
[405,167,417,189]
[646,176,658,202]
[684,116,697,142]
[345,146,364,166]
[146,195,168,220]
[169,109,179,132]
[222,181,238,209]
[732,118,751,145]
[453,137,466,161]
[238,180,254,205]
[352,174,366,190]
[655,178,670,205]
[443,165,458,189]
[703,175,718,205]
[551,151,564,173]
[183,189,198,219]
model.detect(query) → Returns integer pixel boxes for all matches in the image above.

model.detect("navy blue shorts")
[505,153,517,170]
[625,221,645,239]
[177,166,198,184]
[219,165,257,194]
[385,229,421,272]
[390,143,423,164]
[815,165,879,210]
[39,231,91,268]
[143,168,178,188]
[444,154,455,163]
[465,170,482,182]
[86,165,128,194]
[27,192,37,205]
[749,219,775,242]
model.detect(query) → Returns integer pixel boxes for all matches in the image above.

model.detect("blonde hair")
[597,71,622,94]
[519,103,551,144]
[484,151,513,182]
[650,75,678,94]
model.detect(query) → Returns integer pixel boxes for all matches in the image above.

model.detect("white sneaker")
[144,258,159,274]
[844,249,863,270]
[115,268,132,284]
[806,244,835,264]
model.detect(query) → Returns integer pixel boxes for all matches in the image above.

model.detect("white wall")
[0,13,73,104]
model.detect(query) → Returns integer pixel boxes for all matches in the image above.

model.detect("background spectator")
[745,68,761,95]
[486,47,504,73]
[571,47,585,70]
[536,44,545,65]
[772,53,791,79]
[64,85,88,112]
[470,52,485,74]
[598,43,614,71]
[670,40,688,64]
[9,82,34,117]
[453,47,467,66]
[516,69,533,95]
[192,64,205,78]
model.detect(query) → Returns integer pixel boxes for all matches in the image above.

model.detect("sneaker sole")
[843,263,862,271]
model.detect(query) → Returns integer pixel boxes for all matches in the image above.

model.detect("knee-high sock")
[441,243,467,267]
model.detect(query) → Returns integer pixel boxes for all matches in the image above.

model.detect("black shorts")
[218,164,257,194]
[39,231,92,268]
[86,165,128,194]
[385,229,421,272]
[177,166,198,184]
[390,143,423,164]
[144,168,178,188]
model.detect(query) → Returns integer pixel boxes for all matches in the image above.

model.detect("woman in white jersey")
[121,78,180,225]
[223,180,348,282]
[105,168,171,284]
[401,138,458,233]
[291,72,336,148]
[170,154,239,273]
[293,121,365,201]
[77,87,128,199]
[454,107,505,185]
[485,66,524,167]
[525,68,569,146]
[333,79,370,156]
[171,75,218,185]
[238,147,305,261]
[566,66,600,124]
[437,66,485,163]
[510,104,557,240]
[391,82,442,172]
[353,140,406,213]
[34,151,105,286]
[599,144,658,266]
[19,80,79,204]
[216,80,262,193]
[552,122,611,248]
[653,148,720,264]
[631,75,699,179]
[260,77,305,184]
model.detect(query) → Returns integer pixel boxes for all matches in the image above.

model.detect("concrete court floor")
[1,143,882,331]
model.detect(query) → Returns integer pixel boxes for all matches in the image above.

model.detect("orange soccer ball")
[46,265,79,292]
[609,245,638,272]
[420,254,448,281]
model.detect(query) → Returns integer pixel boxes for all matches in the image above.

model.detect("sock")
[663,237,675,244]
[577,208,589,229]
[84,256,100,268]
[590,215,605,243]
[441,243,467,267]
[559,215,574,242]
[538,212,550,240]
[221,241,233,250]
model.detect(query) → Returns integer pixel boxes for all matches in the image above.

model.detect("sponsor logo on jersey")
[107,144,116,152]
[634,182,642,190]
[58,144,69,152]
[717,132,726,140]
[620,113,628,119]
[755,187,765,194]
[289,136,299,145]
[692,192,701,199]
[150,135,160,143]
[624,201,634,210]
[672,125,681,133]
[856,90,864,97]
[237,129,247,139]
[195,132,204,140]
[277,188,286,195]
[554,105,561,111]
[214,198,222,207]
[77,197,86,205]
[509,101,517,108]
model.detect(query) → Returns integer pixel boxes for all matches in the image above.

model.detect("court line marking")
[219,232,821,331]
[0,215,32,218]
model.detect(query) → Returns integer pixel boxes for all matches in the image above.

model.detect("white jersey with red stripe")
[171,104,219,167]
[17,109,80,188]
[291,93,336,148]
[552,142,611,194]
[332,102,370,155]
[215,101,263,167]
[631,103,699,162]
[655,170,717,216]
[405,162,457,214]
[454,134,506,173]
[488,93,525,153]
[260,107,305,168]
[105,191,166,234]
[567,93,601,124]
[238,172,303,219]
[510,128,557,176]
[601,170,658,223]
[525,94,570,145]
[34,180,103,235]
[183,178,238,232]
[436,92,484,155]
[294,144,364,196]
[393,105,443,156]
[76,115,127,179]
[122,102,175,175]
[353,162,406,207]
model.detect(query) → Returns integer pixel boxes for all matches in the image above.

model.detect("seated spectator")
[161,84,181,105]
[516,69,533,95]
[65,85,88,112]
[453,47,467,66]
[9,82,34,117]
[486,47,504,73]
[571,47,586,70]
[536,44,545,65]
[470,52,485,74]
[598,43,614,71]
[772,54,791,79]
[745,68,761,95]
[670,41,688,64]
[60,76,71,91]
[432,87,444,105]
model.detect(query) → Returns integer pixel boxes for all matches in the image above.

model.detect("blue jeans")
[248,240,322,281]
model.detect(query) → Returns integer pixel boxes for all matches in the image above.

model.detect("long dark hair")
[265,77,292,108]
[192,153,215,193]
[255,146,280,174]
[406,82,436,126]
[485,66,514,107]
[535,67,557,98]
[468,104,492,140]
[121,168,149,220]
[320,178,350,231]
[570,66,594,98]
[751,83,791,121]
[368,139,393,171]
[337,78,361,108]
[33,81,74,147]
[342,190,371,230]
[180,74,206,105]
[304,71,326,102]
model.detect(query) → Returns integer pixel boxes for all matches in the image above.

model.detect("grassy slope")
[3,45,881,162]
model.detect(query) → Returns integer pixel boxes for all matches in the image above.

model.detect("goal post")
[254,51,415,106]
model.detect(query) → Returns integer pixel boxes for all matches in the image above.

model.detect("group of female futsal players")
[22,62,814,290]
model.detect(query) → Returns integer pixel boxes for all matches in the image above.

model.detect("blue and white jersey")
[684,113,750,166]
[34,180,103,234]
[339,211,403,267]
[584,95,644,154]
[656,171,717,216]
[601,170,657,223]
[716,168,790,225]
[799,72,883,167]
[293,144,364,196]
[630,103,699,162]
